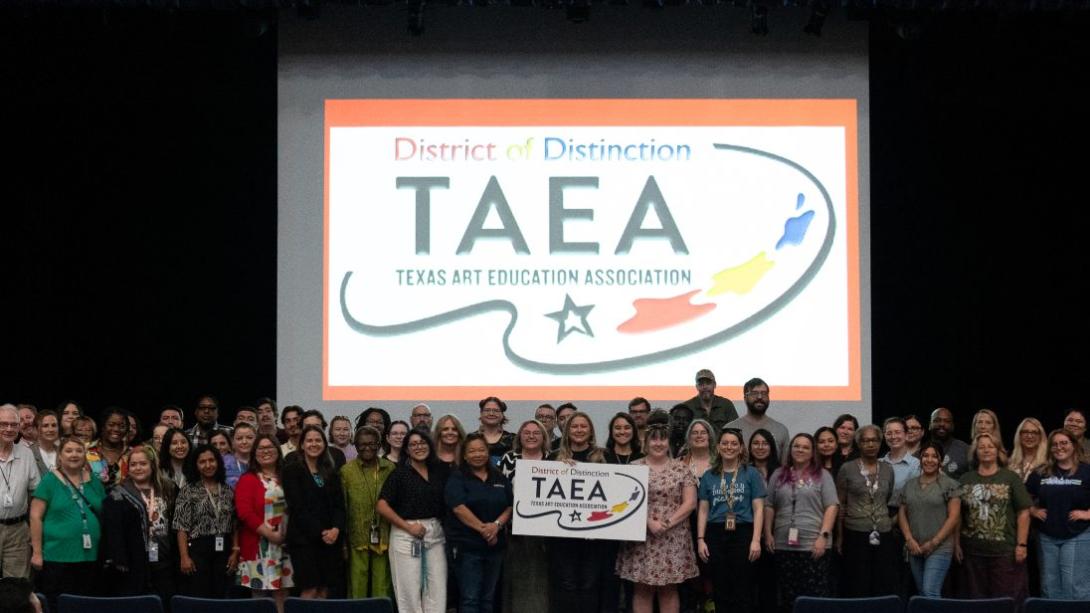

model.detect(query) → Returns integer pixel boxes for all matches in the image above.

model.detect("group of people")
[1,369,1089,613]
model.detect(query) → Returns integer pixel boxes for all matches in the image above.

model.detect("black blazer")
[101,483,174,595]
[282,461,346,547]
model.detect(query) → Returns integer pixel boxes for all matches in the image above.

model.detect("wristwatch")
[821,531,831,539]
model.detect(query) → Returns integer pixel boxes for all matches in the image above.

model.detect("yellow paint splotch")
[706,252,775,297]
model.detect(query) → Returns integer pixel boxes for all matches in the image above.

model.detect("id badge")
[82,533,93,550]
[869,530,881,546]
[215,536,225,552]
[410,539,423,558]
[2,493,12,508]
[369,524,381,545]
[148,541,159,562]
[787,527,800,546]
[724,513,737,531]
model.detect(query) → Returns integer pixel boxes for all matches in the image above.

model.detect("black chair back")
[284,597,395,613]
[1024,597,1090,613]
[172,596,279,613]
[57,594,164,613]
[794,595,904,613]
[907,596,1015,613]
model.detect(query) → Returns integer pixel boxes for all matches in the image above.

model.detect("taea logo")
[336,141,836,373]
[516,466,647,532]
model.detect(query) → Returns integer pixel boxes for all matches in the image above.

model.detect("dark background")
[2,6,1087,440]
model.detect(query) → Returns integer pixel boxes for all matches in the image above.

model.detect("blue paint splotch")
[776,193,814,250]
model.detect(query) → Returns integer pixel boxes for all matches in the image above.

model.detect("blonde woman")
[1010,418,1048,482]
[970,409,1005,453]
[956,432,1031,606]
[498,420,550,613]
[432,414,466,467]
[546,411,610,613]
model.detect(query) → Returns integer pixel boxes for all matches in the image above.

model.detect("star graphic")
[568,510,582,522]
[545,294,595,343]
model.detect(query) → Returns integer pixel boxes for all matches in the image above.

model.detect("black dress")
[282,460,346,591]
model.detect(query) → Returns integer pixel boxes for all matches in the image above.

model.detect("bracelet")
[1016,543,1028,548]
[697,537,705,540]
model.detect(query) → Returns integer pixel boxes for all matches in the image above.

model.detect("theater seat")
[172,596,278,613]
[907,596,1015,613]
[794,595,904,613]
[57,594,164,613]
[1024,597,1090,613]
[284,597,395,613]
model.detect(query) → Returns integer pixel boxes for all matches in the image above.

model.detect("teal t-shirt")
[698,465,766,524]
[33,471,105,563]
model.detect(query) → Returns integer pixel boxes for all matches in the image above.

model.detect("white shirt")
[0,443,41,518]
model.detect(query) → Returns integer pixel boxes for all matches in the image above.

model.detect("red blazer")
[235,472,267,560]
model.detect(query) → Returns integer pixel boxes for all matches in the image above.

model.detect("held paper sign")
[512,459,649,541]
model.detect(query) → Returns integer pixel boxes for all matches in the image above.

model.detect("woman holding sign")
[616,424,698,613]
[499,419,551,613]
[547,410,614,613]
[696,428,765,613]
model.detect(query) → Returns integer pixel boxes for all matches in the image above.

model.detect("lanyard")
[858,460,883,530]
[58,471,90,533]
[719,465,741,514]
[139,488,158,521]
[204,484,222,525]
[0,457,13,492]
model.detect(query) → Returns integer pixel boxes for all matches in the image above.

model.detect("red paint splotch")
[617,290,716,334]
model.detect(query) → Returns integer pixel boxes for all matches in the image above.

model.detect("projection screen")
[279,6,871,437]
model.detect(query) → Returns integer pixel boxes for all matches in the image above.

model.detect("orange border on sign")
[322,99,862,402]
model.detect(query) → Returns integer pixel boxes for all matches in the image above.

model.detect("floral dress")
[616,458,700,585]
[237,475,294,590]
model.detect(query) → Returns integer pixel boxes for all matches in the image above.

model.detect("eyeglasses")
[408,441,429,448]
[1053,440,1074,447]
[522,431,541,437]
[0,422,19,430]
[481,408,503,414]
[256,446,278,453]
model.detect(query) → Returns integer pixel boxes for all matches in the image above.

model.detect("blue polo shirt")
[698,465,766,525]
[445,468,513,551]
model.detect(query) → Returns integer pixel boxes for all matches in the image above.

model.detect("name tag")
[2,493,12,508]
[148,541,159,562]
[83,533,93,550]
[215,536,225,552]
[787,527,800,546]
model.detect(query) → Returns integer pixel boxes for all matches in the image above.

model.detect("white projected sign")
[323,99,860,401]
[512,460,649,541]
